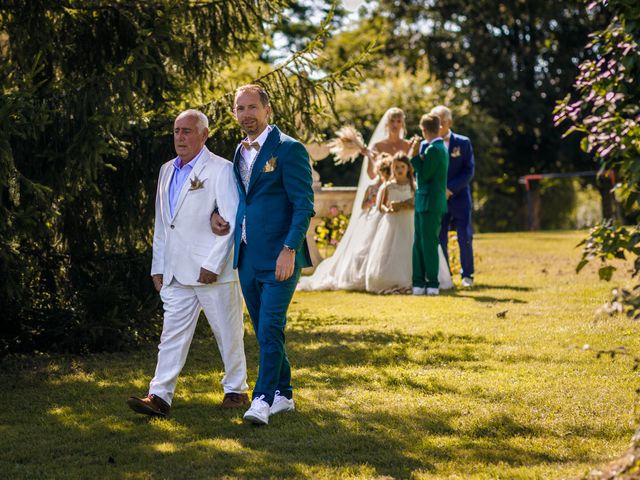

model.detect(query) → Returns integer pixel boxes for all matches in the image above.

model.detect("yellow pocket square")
[262,156,278,173]
[451,147,461,158]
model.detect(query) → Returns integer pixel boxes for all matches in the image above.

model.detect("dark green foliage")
[2,251,161,354]
[0,0,369,355]
[537,179,577,230]
[576,221,640,318]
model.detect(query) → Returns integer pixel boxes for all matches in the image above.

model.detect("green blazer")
[410,138,449,214]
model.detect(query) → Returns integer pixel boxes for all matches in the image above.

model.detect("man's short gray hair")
[430,105,453,123]
[176,109,209,133]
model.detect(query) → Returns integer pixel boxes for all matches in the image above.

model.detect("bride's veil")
[350,108,406,222]
[298,108,405,290]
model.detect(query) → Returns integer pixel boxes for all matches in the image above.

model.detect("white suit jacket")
[151,147,239,286]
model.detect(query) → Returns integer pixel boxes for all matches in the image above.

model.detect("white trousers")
[149,280,248,404]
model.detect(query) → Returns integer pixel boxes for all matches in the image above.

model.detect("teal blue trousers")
[238,244,299,405]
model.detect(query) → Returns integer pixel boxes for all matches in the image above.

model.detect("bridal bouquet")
[327,126,366,165]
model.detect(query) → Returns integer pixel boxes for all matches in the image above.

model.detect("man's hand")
[198,267,218,284]
[211,212,230,236]
[275,247,296,281]
[446,189,453,200]
[152,274,163,292]
[409,137,420,157]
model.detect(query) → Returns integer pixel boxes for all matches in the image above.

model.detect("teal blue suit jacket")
[232,125,314,270]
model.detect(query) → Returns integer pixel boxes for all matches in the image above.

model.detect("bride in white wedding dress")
[297,108,452,292]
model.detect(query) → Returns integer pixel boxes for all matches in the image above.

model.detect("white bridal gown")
[297,108,453,293]
[364,182,453,293]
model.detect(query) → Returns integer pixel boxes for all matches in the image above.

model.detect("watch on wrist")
[283,245,295,253]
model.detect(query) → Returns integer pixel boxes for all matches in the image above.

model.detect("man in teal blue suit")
[212,84,314,425]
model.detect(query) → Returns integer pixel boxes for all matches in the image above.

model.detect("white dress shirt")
[240,125,272,172]
[239,125,272,243]
[443,131,451,149]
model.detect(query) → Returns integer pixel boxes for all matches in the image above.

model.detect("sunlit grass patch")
[0,231,638,479]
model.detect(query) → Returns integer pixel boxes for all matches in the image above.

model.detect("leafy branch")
[556,0,640,320]
[201,1,376,141]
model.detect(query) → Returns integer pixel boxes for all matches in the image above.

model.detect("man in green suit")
[409,113,449,296]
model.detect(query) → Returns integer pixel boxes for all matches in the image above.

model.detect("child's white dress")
[365,182,453,293]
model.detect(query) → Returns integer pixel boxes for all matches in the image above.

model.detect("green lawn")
[1,231,638,479]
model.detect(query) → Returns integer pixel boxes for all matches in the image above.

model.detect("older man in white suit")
[127,109,248,417]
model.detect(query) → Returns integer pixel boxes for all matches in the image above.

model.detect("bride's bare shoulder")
[372,139,388,150]
[373,138,412,155]
[372,139,394,154]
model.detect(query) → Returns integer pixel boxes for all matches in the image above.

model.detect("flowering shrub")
[555,0,640,319]
[314,207,350,253]
[446,231,462,276]
[554,5,640,200]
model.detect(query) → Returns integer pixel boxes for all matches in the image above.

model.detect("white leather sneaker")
[412,287,426,295]
[461,277,474,288]
[270,390,295,415]
[426,288,440,296]
[243,395,270,425]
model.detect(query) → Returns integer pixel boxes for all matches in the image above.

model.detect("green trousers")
[413,211,443,288]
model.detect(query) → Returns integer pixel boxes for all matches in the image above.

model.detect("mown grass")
[1,231,639,479]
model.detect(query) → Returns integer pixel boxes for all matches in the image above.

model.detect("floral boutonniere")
[189,174,206,191]
[262,156,278,173]
[451,146,461,158]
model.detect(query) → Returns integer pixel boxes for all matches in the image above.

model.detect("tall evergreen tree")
[0,0,370,354]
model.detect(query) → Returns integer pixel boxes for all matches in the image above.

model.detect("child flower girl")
[365,153,416,293]
[365,153,453,293]
[347,156,394,289]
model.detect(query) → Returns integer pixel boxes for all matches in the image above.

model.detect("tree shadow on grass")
[6,388,572,479]
[467,284,533,292]
[285,323,497,372]
[0,324,616,479]
[26,396,576,479]
[453,293,527,304]
[470,414,539,438]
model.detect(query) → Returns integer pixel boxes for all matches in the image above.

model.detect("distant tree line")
[303,0,611,231]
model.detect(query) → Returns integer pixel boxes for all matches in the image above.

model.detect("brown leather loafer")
[221,392,250,409]
[126,394,170,417]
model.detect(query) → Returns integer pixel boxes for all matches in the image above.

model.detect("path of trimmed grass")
[1,231,638,479]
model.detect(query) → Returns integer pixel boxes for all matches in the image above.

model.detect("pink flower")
[329,206,339,216]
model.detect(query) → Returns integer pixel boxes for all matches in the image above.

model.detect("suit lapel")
[232,145,246,198]
[171,148,210,220]
[247,126,281,194]
[161,162,174,225]
[448,131,456,154]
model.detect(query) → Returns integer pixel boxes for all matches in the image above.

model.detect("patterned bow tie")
[241,140,260,152]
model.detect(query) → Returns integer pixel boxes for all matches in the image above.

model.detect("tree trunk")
[528,183,542,230]
[597,179,620,222]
